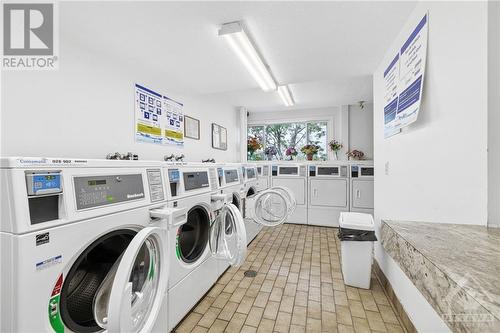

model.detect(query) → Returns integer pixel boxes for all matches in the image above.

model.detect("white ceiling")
[62,1,416,112]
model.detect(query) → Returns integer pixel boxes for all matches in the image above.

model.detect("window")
[247,121,328,161]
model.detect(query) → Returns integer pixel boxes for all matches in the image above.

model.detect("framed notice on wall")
[212,123,227,150]
[184,115,200,140]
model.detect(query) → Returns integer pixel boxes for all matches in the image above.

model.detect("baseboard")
[373,260,418,333]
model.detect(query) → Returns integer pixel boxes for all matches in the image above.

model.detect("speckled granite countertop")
[381,220,500,333]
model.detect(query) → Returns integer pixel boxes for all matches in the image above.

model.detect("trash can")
[338,212,377,289]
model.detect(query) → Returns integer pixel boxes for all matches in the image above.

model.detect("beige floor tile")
[237,296,256,315]
[229,287,248,303]
[307,300,322,319]
[263,300,280,320]
[225,312,247,332]
[321,282,335,296]
[208,284,225,298]
[349,300,366,319]
[334,290,349,306]
[245,306,264,327]
[256,318,275,333]
[295,290,309,307]
[345,287,361,301]
[198,307,222,328]
[385,323,405,333]
[194,296,216,314]
[309,286,322,302]
[366,310,387,332]
[253,291,270,308]
[284,283,297,296]
[279,295,295,313]
[321,311,338,332]
[191,326,208,333]
[269,287,283,302]
[297,279,309,292]
[240,325,258,333]
[290,324,306,333]
[218,302,239,321]
[352,317,371,333]
[359,290,379,312]
[212,292,232,309]
[274,275,288,288]
[291,305,307,326]
[288,272,299,283]
[338,323,355,333]
[336,305,353,326]
[260,279,274,293]
[175,312,202,333]
[223,280,239,294]
[378,304,400,324]
[322,294,336,313]
[306,318,322,332]
[274,312,292,332]
[207,319,228,333]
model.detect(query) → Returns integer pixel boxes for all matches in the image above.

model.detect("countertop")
[381,220,500,333]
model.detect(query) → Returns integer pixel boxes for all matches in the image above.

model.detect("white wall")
[373,2,488,332]
[488,0,500,228]
[1,34,240,163]
[248,105,374,160]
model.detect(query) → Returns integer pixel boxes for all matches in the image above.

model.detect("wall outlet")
[385,161,390,175]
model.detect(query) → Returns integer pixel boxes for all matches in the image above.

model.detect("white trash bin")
[338,212,377,289]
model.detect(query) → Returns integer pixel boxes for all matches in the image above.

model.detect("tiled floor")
[174,224,407,333]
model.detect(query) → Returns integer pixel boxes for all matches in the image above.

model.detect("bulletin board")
[135,83,184,146]
[211,123,227,150]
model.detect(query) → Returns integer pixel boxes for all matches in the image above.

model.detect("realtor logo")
[2,2,58,70]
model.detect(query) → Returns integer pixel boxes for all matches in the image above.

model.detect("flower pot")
[306,154,314,161]
[333,151,338,160]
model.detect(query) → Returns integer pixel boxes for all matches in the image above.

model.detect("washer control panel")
[74,174,144,210]
[26,172,62,196]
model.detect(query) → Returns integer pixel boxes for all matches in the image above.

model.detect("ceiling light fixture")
[219,21,277,92]
[277,85,295,107]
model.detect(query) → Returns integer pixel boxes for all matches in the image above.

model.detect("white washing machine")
[162,164,246,331]
[241,163,262,243]
[270,163,308,224]
[256,163,271,191]
[307,163,350,227]
[0,157,186,333]
[349,163,374,216]
[215,163,246,217]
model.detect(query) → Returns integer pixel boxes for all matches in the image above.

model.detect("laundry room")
[1,1,498,333]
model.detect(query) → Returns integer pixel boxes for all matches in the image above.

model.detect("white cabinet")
[351,180,374,209]
[309,179,348,208]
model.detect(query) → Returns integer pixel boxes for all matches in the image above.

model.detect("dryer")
[349,163,374,215]
[307,163,349,227]
[0,157,186,333]
[162,164,246,331]
[270,163,308,224]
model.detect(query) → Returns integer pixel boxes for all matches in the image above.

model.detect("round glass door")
[93,227,167,333]
[249,189,289,227]
[270,186,296,214]
[209,204,247,267]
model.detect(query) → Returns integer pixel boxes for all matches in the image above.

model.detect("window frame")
[247,115,334,161]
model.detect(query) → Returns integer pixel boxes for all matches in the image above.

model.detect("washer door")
[209,203,247,267]
[270,186,297,214]
[245,189,290,227]
[93,227,167,333]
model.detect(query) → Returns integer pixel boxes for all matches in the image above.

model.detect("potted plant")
[300,144,320,161]
[285,147,298,160]
[247,137,262,159]
[328,140,343,160]
[347,149,365,160]
[264,146,278,161]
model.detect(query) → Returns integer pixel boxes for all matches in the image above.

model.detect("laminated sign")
[384,14,428,138]
[135,84,184,146]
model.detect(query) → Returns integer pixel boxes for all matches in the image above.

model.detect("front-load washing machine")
[0,157,186,333]
[307,163,349,227]
[349,163,374,216]
[162,164,246,331]
[270,163,308,224]
[241,163,262,243]
[215,163,246,216]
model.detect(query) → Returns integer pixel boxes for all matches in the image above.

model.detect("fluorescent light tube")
[277,85,294,107]
[219,22,277,92]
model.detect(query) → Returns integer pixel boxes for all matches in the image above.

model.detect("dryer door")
[245,189,290,227]
[270,186,297,214]
[93,227,167,333]
[209,203,247,267]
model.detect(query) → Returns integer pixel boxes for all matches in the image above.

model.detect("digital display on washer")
[26,173,62,196]
[246,168,256,179]
[88,180,107,186]
[317,167,339,176]
[183,172,209,191]
[279,167,298,175]
[360,167,374,176]
[224,169,239,183]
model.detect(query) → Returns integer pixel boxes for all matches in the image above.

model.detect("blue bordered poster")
[384,13,428,138]
[135,84,184,146]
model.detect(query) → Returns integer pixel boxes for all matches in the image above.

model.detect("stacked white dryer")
[270,163,308,224]
[160,163,247,331]
[307,162,350,227]
[349,162,374,216]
